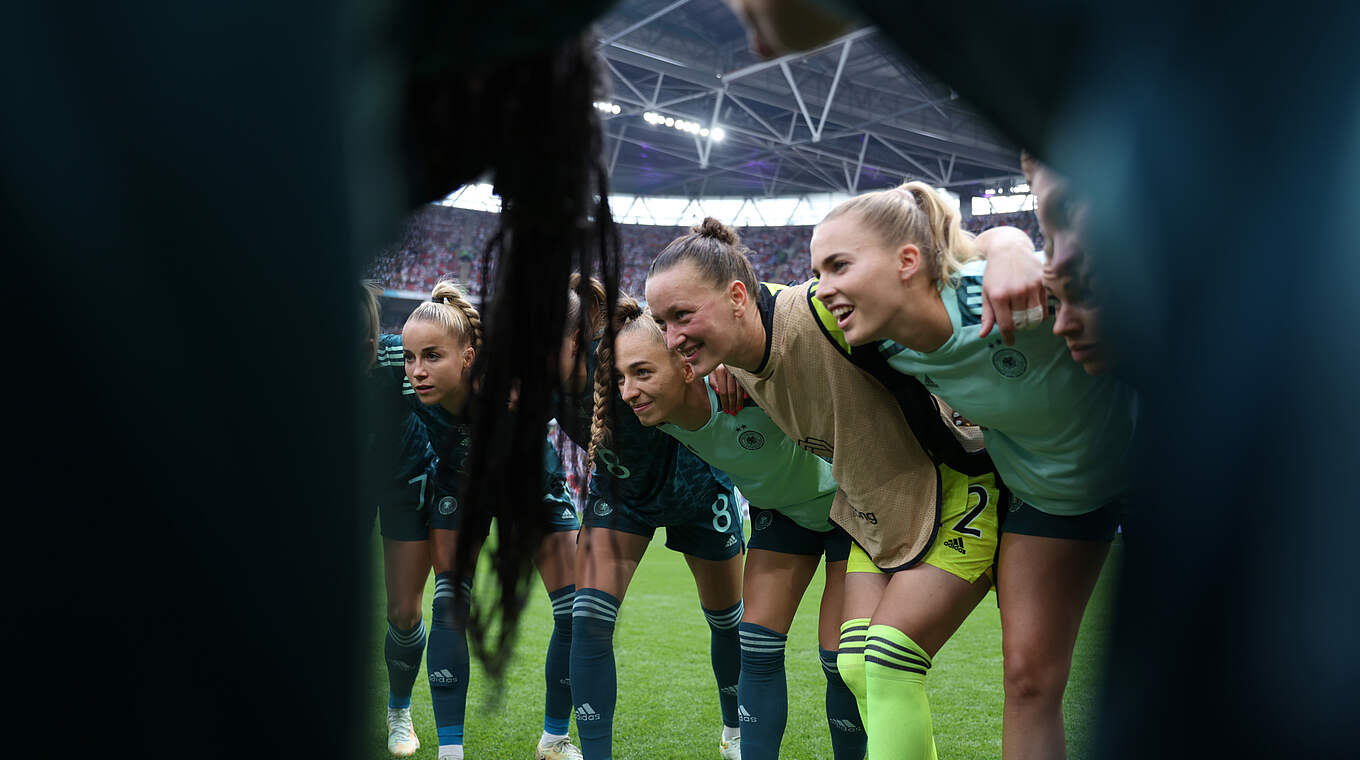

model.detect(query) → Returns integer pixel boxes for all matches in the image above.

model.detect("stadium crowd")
[367,204,1042,296]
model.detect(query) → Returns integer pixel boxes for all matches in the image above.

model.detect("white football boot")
[385,707,420,757]
[535,736,583,760]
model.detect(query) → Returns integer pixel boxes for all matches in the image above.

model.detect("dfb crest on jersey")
[754,510,774,531]
[992,348,1028,378]
[437,496,458,515]
[738,429,766,451]
[593,500,613,517]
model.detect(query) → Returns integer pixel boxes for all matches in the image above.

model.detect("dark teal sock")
[427,574,471,749]
[385,617,426,709]
[736,621,788,760]
[571,588,620,760]
[821,647,867,759]
[543,584,575,736]
[703,601,744,729]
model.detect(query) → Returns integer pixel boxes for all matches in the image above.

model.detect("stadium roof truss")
[594,0,1025,199]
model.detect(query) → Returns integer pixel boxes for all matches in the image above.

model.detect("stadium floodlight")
[642,111,726,143]
[1011,183,1030,194]
[593,101,622,115]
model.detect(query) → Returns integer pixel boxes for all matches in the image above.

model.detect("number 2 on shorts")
[951,485,989,538]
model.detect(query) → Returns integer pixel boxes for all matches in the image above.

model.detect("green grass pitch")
[367,524,1120,759]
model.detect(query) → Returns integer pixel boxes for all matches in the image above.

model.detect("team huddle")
[361,161,1131,760]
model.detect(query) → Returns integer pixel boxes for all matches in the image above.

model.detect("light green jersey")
[660,378,836,532]
[879,260,1136,516]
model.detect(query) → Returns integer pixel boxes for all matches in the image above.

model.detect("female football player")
[556,276,746,760]
[601,299,866,759]
[806,182,1136,760]
[397,278,585,760]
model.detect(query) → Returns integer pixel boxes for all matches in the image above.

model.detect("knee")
[386,603,422,631]
[1002,647,1070,705]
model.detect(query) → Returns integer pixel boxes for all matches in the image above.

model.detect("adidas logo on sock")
[719,685,738,696]
[387,659,416,672]
[738,705,757,723]
[725,535,738,547]
[829,719,863,733]
[576,703,602,721]
[944,537,966,554]
[428,668,457,686]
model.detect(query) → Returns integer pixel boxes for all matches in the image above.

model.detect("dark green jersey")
[360,335,439,508]
[377,334,575,522]
[554,339,734,525]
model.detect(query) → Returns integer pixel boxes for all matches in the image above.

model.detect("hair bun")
[430,277,464,303]
[693,217,740,246]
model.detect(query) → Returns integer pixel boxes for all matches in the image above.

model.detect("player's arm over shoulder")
[973,225,1039,263]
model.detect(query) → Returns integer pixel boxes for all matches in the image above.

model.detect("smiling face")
[401,319,475,413]
[613,327,693,427]
[810,212,918,346]
[645,261,749,377]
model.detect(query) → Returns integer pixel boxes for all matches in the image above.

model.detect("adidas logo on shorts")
[725,535,738,548]
[561,508,574,520]
[943,537,966,554]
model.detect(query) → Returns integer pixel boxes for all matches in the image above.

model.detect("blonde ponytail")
[822,181,979,286]
[903,182,978,286]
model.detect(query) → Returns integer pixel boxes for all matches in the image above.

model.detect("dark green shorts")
[377,474,432,542]
[582,489,744,562]
[427,491,582,534]
[747,506,850,562]
[1000,495,1124,541]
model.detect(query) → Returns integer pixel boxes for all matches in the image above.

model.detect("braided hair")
[406,277,483,352]
[587,292,643,468]
[398,26,622,679]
